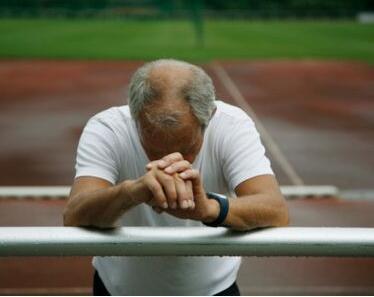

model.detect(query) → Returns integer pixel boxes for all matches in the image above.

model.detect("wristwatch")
[203,192,229,227]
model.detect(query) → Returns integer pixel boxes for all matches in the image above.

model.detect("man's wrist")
[120,179,148,206]
[203,198,220,223]
[203,193,230,227]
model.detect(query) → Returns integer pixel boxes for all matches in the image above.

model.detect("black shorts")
[93,270,241,296]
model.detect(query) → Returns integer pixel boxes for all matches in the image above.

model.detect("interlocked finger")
[174,174,193,209]
[156,171,178,209]
[164,160,192,175]
[146,152,184,170]
[179,169,199,180]
[185,180,195,209]
[179,169,203,195]
[146,176,168,209]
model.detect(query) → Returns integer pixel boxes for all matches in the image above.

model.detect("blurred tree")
[0,0,373,18]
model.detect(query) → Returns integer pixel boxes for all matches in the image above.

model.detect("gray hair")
[128,59,216,128]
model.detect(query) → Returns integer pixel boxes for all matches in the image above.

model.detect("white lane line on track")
[211,62,305,186]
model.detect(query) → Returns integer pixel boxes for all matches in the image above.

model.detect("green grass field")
[0,19,373,62]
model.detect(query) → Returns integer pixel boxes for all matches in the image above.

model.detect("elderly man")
[64,59,288,296]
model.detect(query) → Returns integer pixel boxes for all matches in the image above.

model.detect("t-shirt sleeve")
[74,117,120,185]
[221,117,274,192]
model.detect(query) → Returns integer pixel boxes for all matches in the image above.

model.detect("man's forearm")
[63,181,141,228]
[223,194,289,231]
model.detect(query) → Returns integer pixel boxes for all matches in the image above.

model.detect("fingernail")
[180,172,187,178]
[162,202,168,209]
[181,200,188,209]
[165,167,173,173]
[189,200,195,209]
[158,160,167,167]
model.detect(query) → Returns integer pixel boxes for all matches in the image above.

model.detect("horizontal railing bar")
[281,185,338,198]
[339,189,374,201]
[0,227,373,257]
[0,186,69,198]
[0,185,339,199]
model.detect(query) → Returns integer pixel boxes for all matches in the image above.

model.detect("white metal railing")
[0,227,373,257]
[0,185,339,199]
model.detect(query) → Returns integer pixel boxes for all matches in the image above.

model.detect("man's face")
[136,65,205,163]
[139,120,204,163]
[137,99,204,163]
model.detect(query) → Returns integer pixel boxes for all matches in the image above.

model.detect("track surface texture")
[0,60,373,295]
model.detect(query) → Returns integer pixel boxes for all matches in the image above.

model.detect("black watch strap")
[203,192,229,227]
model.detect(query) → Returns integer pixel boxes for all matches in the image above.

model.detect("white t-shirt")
[75,100,273,295]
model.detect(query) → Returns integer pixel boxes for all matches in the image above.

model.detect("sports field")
[0,19,373,62]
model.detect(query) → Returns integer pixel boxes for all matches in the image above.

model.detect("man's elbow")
[63,207,79,227]
[274,201,289,227]
[63,201,88,227]
[63,206,117,229]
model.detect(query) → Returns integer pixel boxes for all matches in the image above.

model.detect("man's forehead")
[142,125,201,156]
[141,120,199,139]
[142,96,190,111]
[149,64,192,92]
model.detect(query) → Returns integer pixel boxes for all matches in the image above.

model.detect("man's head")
[128,59,216,162]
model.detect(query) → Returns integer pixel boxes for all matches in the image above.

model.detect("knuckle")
[147,161,158,170]
[163,175,173,183]
[173,161,185,168]
[162,154,170,160]
[147,169,156,178]
[173,173,181,179]
[174,152,183,160]
[182,169,192,178]
[148,182,159,193]
[167,189,177,201]
[148,180,162,193]
[176,161,187,170]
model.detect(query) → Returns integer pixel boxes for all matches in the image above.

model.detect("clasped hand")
[131,152,218,223]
